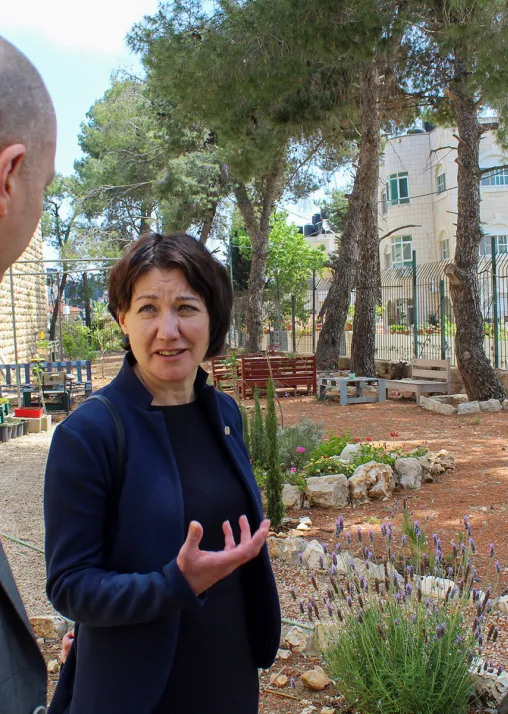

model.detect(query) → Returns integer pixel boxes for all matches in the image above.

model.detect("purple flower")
[490,543,495,558]
[469,537,476,554]
[451,540,458,558]
[332,553,337,566]
[347,595,353,608]
[498,665,504,676]
[322,543,328,555]
[346,532,352,544]
[290,467,298,473]
[299,600,304,614]
[495,560,501,574]
[457,635,463,646]
[402,535,407,547]
[289,677,296,688]
[381,523,387,537]
[369,529,374,544]
[448,567,454,578]
[319,555,324,570]
[357,527,363,543]
[412,614,417,623]
[298,552,303,565]
[296,446,306,454]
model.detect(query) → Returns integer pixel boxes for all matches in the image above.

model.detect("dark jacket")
[0,544,47,714]
[44,355,281,714]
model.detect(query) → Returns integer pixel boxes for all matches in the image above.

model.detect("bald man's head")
[0,37,56,279]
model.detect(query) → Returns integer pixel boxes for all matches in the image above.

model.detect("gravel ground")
[0,428,55,617]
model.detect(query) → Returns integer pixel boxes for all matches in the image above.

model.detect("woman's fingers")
[183,521,204,552]
[222,520,236,550]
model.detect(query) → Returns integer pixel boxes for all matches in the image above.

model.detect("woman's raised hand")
[176,515,270,596]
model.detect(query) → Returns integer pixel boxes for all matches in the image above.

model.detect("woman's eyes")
[137,304,197,314]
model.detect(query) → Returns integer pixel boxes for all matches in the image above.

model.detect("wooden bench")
[240,355,317,399]
[0,360,93,400]
[385,358,451,403]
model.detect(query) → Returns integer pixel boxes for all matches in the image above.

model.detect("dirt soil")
[1,352,507,712]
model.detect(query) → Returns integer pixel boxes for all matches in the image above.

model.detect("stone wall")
[0,226,48,365]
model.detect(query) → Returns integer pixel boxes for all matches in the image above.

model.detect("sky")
[0,1,340,260]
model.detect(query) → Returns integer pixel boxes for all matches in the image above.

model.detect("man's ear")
[0,144,26,217]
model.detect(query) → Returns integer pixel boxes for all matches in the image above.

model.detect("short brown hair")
[108,232,233,358]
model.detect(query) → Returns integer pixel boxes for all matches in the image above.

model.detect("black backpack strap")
[86,394,126,508]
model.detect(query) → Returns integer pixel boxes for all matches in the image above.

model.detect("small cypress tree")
[250,386,265,465]
[265,378,284,529]
[239,402,250,455]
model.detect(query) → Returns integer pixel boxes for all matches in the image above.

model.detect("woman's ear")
[118,312,127,332]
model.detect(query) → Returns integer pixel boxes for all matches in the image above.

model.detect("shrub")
[265,378,284,529]
[294,515,502,714]
[239,403,250,454]
[62,320,95,360]
[309,431,351,460]
[278,418,325,470]
[304,455,347,477]
[250,386,265,466]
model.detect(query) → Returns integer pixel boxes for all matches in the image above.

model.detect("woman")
[44,232,281,714]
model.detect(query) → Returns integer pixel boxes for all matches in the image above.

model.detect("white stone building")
[379,121,508,269]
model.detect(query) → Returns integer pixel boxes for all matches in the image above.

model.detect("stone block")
[305,474,349,508]
[479,399,503,413]
[394,458,423,489]
[282,483,301,508]
[349,461,394,502]
[457,401,481,415]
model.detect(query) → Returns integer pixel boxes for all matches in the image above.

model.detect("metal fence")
[232,247,508,370]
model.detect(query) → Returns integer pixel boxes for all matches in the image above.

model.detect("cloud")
[0,0,159,56]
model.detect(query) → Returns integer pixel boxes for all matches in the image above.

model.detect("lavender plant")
[294,509,504,714]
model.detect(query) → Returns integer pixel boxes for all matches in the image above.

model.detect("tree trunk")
[234,155,286,353]
[49,272,69,341]
[82,272,92,329]
[315,172,360,369]
[350,65,381,377]
[445,74,505,400]
[199,201,218,244]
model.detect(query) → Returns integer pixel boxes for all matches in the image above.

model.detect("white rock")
[305,474,349,508]
[471,660,508,708]
[479,399,503,412]
[339,443,362,461]
[29,615,67,640]
[300,516,312,525]
[297,522,310,531]
[302,540,330,570]
[504,400,508,411]
[271,673,289,687]
[301,707,317,714]
[457,401,481,414]
[496,595,508,614]
[282,483,301,508]
[276,648,291,660]
[281,536,309,565]
[301,666,331,691]
[267,536,285,559]
[434,401,458,415]
[283,626,311,653]
[419,450,455,482]
[321,708,336,714]
[307,621,338,654]
[303,499,310,508]
[419,395,437,412]
[47,659,61,674]
[394,458,423,490]
[349,461,394,502]
[419,575,456,599]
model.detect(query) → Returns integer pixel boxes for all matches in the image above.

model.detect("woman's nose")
[157,311,180,340]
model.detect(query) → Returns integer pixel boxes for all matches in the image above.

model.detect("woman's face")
[119,267,210,387]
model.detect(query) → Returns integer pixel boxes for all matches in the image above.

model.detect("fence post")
[312,269,316,353]
[492,235,499,368]
[291,295,297,353]
[412,251,418,357]
[439,279,446,360]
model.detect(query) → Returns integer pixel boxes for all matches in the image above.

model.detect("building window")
[391,235,413,268]
[479,235,508,257]
[381,189,388,215]
[386,172,410,206]
[441,239,450,260]
[437,173,446,194]
[481,167,508,186]
[385,251,392,269]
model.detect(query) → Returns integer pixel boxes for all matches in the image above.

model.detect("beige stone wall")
[0,225,48,365]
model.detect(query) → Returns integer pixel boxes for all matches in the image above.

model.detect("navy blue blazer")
[44,355,281,714]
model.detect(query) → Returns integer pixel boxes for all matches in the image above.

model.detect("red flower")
[366,437,372,442]
[354,437,361,443]
[390,431,399,438]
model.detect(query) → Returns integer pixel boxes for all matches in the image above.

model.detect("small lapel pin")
[224,426,231,436]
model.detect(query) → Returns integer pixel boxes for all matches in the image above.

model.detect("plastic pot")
[0,425,11,442]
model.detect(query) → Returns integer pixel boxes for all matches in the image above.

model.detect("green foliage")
[325,597,474,714]
[304,455,345,477]
[62,321,95,361]
[249,387,265,466]
[277,418,325,470]
[265,379,284,529]
[235,210,326,323]
[239,403,250,455]
[309,432,351,461]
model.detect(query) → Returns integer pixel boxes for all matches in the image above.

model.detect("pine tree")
[239,403,250,455]
[264,378,284,530]
[249,386,265,466]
